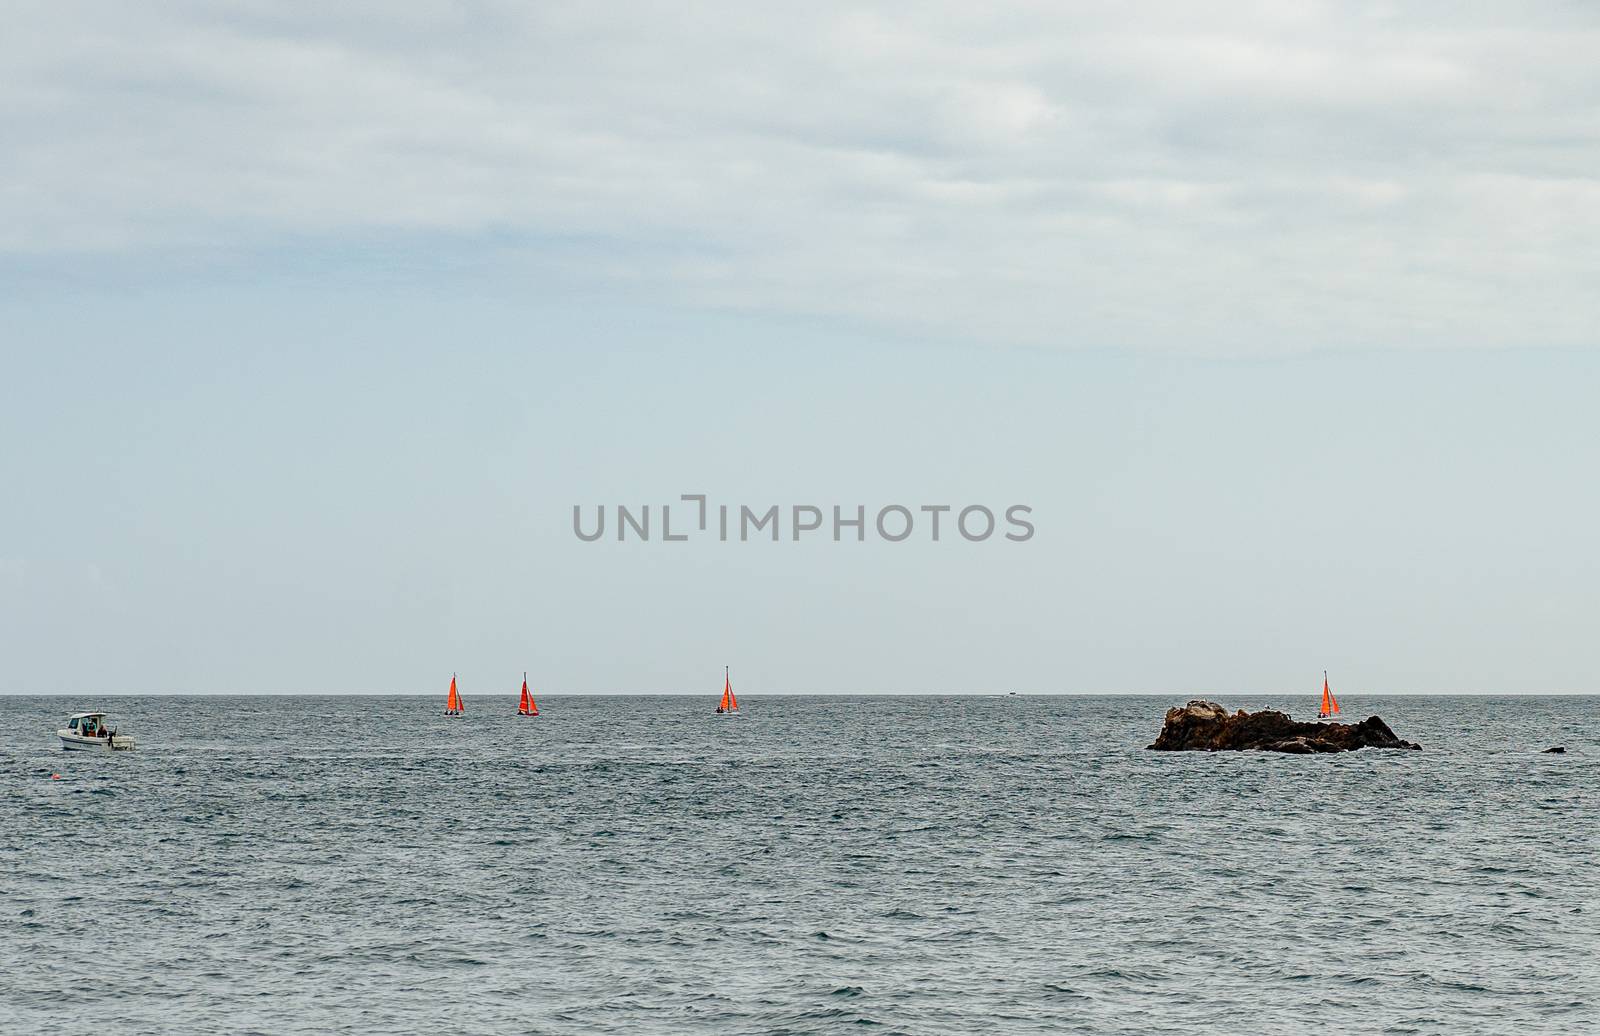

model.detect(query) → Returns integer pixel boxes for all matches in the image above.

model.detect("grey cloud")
[4,1,1598,352]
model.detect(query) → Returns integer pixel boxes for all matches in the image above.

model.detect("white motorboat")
[58,712,135,751]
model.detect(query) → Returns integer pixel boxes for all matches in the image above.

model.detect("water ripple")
[1,694,1596,1034]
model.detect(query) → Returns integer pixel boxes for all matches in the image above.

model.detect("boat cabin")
[66,713,108,737]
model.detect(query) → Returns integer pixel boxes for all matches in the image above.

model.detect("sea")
[2,694,1595,1035]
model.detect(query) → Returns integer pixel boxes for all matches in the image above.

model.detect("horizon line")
[3,690,1596,698]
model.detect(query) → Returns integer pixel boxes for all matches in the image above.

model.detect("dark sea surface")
[2,694,1596,1035]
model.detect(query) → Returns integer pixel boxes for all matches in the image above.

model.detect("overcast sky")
[3,3,1597,694]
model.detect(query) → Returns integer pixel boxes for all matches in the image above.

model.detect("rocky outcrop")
[1147,700,1422,753]
[1542,746,1567,754]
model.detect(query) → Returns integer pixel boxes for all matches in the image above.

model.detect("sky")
[3,2,1597,694]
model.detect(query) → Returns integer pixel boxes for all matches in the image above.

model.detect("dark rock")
[1147,699,1422,753]
[1542,746,1566,754]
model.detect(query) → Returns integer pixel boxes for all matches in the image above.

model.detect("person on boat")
[715,706,724,714]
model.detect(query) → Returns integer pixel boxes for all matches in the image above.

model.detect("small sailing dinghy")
[1317,671,1341,720]
[445,673,465,716]
[58,712,135,751]
[518,673,539,716]
[715,666,740,716]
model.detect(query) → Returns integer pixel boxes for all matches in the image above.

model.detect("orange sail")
[518,673,538,716]
[446,673,463,715]
[717,666,739,712]
[1319,671,1340,718]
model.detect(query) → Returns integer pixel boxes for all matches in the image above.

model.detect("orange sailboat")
[445,673,465,716]
[714,665,740,716]
[518,673,539,716]
[1318,670,1341,720]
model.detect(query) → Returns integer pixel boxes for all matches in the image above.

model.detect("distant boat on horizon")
[445,673,464,716]
[715,666,740,716]
[518,673,538,716]
[1318,671,1341,720]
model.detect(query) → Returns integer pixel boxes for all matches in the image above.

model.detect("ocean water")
[2,694,1595,1035]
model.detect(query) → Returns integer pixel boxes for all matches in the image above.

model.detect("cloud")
[4,1,1599,352]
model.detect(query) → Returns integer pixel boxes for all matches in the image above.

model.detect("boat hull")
[58,732,135,751]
